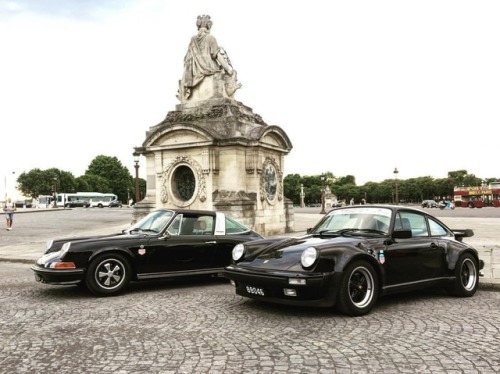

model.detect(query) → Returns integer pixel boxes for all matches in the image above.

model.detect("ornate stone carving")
[260,157,283,203]
[164,104,266,126]
[160,156,207,205]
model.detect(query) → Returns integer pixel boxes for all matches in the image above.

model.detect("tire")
[451,253,479,297]
[85,253,131,296]
[337,260,379,316]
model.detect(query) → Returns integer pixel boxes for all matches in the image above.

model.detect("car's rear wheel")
[337,260,378,316]
[85,253,131,296]
[451,253,479,297]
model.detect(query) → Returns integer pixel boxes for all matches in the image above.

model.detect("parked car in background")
[421,199,438,208]
[14,201,33,208]
[32,209,264,296]
[65,200,91,208]
[225,205,484,316]
[108,200,123,208]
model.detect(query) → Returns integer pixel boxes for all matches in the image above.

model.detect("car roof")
[155,208,218,216]
[332,204,425,214]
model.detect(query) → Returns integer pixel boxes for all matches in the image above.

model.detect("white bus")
[56,192,119,208]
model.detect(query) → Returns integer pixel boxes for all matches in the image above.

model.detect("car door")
[140,214,219,275]
[384,212,446,287]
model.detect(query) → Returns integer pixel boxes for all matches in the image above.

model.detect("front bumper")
[224,265,342,308]
[31,264,85,285]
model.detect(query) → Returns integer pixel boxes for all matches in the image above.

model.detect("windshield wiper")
[317,228,358,236]
[128,228,158,235]
[318,228,386,237]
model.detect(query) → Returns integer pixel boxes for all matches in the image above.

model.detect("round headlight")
[232,243,245,262]
[301,247,318,268]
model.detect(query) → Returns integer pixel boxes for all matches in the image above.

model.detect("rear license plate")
[246,285,265,296]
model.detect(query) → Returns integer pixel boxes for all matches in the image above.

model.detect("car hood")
[243,235,366,271]
[47,232,147,253]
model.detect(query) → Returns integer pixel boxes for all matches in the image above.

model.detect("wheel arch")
[447,246,480,271]
[87,248,137,278]
[334,252,383,289]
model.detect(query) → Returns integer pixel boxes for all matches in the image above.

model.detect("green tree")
[17,168,76,198]
[283,174,302,204]
[77,174,110,193]
[85,155,133,202]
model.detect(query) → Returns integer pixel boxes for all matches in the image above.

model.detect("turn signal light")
[50,262,76,269]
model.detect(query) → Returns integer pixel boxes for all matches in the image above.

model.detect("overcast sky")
[1,0,499,198]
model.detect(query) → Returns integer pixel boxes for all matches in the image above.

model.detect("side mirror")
[392,229,412,239]
[306,228,313,234]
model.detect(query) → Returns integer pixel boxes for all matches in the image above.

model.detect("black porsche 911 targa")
[32,209,263,296]
[224,205,484,316]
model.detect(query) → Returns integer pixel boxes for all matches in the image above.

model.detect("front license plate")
[246,285,265,296]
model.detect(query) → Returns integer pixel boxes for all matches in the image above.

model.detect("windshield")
[128,210,174,234]
[312,207,392,235]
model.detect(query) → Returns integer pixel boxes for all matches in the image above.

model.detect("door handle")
[205,241,217,244]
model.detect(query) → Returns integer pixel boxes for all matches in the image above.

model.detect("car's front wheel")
[451,253,479,297]
[337,260,378,316]
[85,253,131,296]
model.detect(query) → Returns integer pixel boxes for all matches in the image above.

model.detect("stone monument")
[133,15,293,236]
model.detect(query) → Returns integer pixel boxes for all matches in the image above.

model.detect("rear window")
[225,216,250,234]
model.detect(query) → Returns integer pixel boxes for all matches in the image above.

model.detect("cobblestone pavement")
[1,207,500,373]
[1,262,500,373]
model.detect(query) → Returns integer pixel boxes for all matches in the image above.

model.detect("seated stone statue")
[178,15,241,102]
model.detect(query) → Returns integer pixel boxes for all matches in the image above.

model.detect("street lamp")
[393,167,399,205]
[320,175,326,214]
[300,184,305,208]
[52,176,58,208]
[133,152,140,204]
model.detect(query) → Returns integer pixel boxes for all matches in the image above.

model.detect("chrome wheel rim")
[348,266,374,308]
[461,258,477,291]
[94,258,126,290]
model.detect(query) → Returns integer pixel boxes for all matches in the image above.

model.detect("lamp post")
[300,184,305,208]
[52,176,58,208]
[133,152,140,204]
[393,167,399,205]
[320,175,326,214]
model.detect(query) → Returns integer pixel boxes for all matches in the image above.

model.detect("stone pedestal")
[134,96,293,236]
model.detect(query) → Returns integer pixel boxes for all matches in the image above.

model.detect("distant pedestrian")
[350,198,354,205]
[4,198,16,231]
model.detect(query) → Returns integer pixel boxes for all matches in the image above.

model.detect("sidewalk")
[1,211,499,290]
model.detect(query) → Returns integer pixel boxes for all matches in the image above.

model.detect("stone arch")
[143,123,215,148]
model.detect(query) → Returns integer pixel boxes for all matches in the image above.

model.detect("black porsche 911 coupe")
[32,209,263,296]
[224,205,484,316]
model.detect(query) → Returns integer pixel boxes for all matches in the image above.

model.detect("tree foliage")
[284,170,497,206]
[16,154,145,202]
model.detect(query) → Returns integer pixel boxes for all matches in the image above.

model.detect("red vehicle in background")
[453,185,500,208]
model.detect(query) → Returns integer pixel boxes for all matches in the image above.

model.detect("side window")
[428,218,448,236]
[399,212,429,237]
[193,216,214,235]
[167,215,182,236]
[180,217,198,235]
